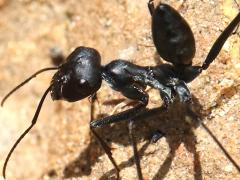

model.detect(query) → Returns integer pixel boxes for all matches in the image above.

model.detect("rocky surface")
[0,0,239,179]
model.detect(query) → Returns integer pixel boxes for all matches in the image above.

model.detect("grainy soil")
[0,0,239,180]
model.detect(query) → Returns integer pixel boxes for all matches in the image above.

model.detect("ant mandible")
[2,1,240,179]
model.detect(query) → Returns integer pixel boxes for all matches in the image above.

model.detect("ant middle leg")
[90,84,149,179]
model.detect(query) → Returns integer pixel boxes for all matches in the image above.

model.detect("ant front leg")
[90,84,149,179]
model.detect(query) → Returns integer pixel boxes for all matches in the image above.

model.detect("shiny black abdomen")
[152,3,196,66]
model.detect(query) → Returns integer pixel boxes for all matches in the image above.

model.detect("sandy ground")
[0,0,239,179]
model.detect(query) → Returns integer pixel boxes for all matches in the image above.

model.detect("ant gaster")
[2,1,240,179]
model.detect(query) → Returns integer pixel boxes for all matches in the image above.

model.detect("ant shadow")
[62,95,205,180]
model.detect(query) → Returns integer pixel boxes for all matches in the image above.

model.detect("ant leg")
[89,93,97,121]
[90,103,147,128]
[111,87,152,115]
[111,99,134,115]
[89,93,121,178]
[202,12,240,70]
[128,119,143,180]
[90,85,148,178]
[90,128,120,178]
[148,0,155,16]
[90,103,145,178]
[90,85,148,128]
[126,68,173,106]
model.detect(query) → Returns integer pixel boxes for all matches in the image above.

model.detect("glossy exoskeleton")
[2,1,240,179]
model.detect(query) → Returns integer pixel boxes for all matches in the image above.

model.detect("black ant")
[1,1,240,179]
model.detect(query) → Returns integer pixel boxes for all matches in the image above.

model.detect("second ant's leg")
[148,0,155,16]
[128,119,143,180]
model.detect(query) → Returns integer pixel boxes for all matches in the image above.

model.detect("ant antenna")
[2,85,52,179]
[1,67,59,106]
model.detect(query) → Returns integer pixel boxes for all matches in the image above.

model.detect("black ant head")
[1,46,103,178]
[50,46,102,102]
